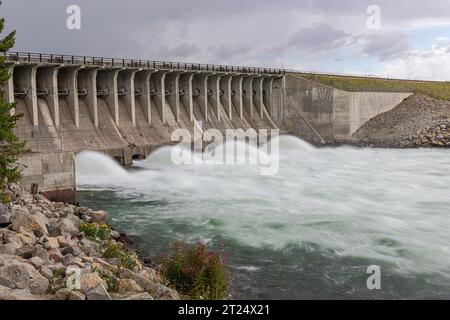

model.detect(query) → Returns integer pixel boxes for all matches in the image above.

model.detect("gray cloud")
[287,24,353,52]
[363,32,411,61]
[1,0,450,74]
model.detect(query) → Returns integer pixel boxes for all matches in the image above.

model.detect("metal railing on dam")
[4,51,286,76]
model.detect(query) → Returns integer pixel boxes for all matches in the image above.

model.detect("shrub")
[102,241,139,271]
[79,222,111,242]
[48,268,67,294]
[159,241,229,300]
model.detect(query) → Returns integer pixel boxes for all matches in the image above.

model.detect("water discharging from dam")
[76,137,450,299]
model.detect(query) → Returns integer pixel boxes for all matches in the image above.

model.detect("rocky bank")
[353,94,450,148]
[0,183,180,300]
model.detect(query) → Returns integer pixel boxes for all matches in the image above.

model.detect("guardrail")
[4,51,286,76]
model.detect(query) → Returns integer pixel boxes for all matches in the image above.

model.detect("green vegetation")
[102,240,139,271]
[98,270,119,293]
[48,268,67,294]
[78,222,139,271]
[79,222,111,242]
[0,14,24,203]
[294,73,450,101]
[159,241,229,300]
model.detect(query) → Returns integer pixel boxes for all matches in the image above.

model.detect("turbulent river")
[75,136,450,299]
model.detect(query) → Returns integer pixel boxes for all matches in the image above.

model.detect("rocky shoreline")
[0,184,181,300]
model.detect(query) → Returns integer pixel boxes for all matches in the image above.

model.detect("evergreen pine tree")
[0,14,23,203]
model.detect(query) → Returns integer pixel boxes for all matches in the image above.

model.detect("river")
[75,136,450,299]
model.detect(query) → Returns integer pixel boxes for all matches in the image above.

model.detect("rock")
[142,280,180,300]
[132,273,153,291]
[110,230,121,239]
[121,292,154,300]
[140,268,160,283]
[11,206,48,237]
[61,245,81,257]
[28,256,44,268]
[16,275,49,294]
[43,263,65,273]
[0,213,11,227]
[58,206,73,218]
[80,273,106,294]
[91,210,108,223]
[93,257,117,273]
[63,257,84,268]
[57,218,78,236]
[56,236,71,248]
[48,249,64,263]
[31,246,50,262]
[0,244,17,256]
[69,290,85,300]
[0,204,10,216]
[44,237,59,250]
[0,260,43,289]
[17,233,34,246]
[0,284,13,299]
[54,288,71,300]
[2,288,37,300]
[40,266,54,279]
[86,283,111,300]
[117,279,143,294]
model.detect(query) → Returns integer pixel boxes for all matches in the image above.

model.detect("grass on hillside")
[294,73,450,101]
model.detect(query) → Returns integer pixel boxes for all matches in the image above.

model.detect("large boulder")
[117,279,143,294]
[16,275,49,294]
[10,206,48,237]
[0,204,11,226]
[0,284,13,299]
[86,283,111,300]
[56,218,78,236]
[0,212,11,227]
[0,260,45,289]
[90,210,108,223]
[80,273,106,294]
[1,288,38,300]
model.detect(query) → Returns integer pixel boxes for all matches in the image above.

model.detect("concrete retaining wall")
[283,74,412,143]
[19,151,76,204]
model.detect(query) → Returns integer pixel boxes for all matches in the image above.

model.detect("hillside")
[296,73,450,101]
[353,94,450,148]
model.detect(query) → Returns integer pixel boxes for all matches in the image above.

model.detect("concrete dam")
[2,51,412,202]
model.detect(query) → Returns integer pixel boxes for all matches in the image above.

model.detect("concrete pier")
[134,70,153,124]
[58,67,81,128]
[208,74,222,121]
[192,73,211,120]
[165,72,183,121]
[36,66,60,127]
[97,69,120,126]
[220,74,234,120]
[118,69,137,125]
[151,71,168,124]
[13,65,38,126]
[232,75,245,119]
[77,68,98,127]
[180,73,194,121]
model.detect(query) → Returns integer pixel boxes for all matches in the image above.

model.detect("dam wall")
[282,74,412,143]
[4,52,283,165]
[2,52,419,203]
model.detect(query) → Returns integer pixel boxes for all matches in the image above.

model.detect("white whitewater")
[76,136,450,279]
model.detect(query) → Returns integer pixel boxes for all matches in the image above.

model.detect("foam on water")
[76,137,450,278]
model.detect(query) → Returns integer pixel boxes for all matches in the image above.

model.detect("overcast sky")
[2,0,450,80]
